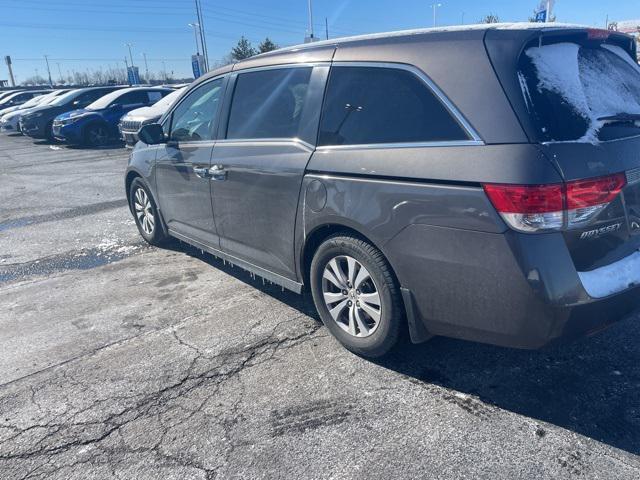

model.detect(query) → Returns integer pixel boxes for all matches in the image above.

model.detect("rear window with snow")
[519,42,640,143]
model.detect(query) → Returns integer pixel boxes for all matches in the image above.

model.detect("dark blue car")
[52,87,172,146]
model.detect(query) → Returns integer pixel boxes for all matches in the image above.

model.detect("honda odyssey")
[125,24,640,357]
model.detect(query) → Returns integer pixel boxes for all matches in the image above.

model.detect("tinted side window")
[76,90,107,105]
[226,67,312,139]
[318,66,470,146]
[169,78,224,142]
[115,90,150,107]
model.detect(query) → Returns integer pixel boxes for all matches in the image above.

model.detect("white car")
[118,86,187,146]
[0,89,51,112]
[0,90,70,133]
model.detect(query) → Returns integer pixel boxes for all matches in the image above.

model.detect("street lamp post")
[188,23,201,54]
[125,43,135,68]
[43,54,53,87]
[430,3,442,28]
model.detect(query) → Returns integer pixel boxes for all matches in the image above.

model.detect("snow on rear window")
[523,42,640,142]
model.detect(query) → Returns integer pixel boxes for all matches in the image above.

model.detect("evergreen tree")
[258,37,278,54]
[231,36,257,61]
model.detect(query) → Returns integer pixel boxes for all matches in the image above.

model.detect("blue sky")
[1,0,638,82]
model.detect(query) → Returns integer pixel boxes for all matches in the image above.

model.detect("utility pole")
[56,62,63,83]
[461,12,465,25]
[124,57,130,85]
[325,17,329,39]
[125,43,135,68]
[194,0,208,72]
[430,3,442,27]
[142,53,149,84]
[307,0,315,40]
[4,56,15,87]
[43,55,53,87]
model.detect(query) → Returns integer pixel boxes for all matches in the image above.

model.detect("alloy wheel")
[89,126,109,146]
[134,187,155,235]
[321,255,382,338]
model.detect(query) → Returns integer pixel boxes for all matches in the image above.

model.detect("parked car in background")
[0,89,51,110]
[128,24,640,358]
[0,90,24,102]
[53,87,172,147]
[0,90,59,118]
[0,90,70,133]
[119,87,187,146]
[20,86,124,141]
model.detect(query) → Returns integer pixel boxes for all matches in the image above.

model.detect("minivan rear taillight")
[483,173,627,233]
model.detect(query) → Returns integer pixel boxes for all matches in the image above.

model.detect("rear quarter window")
[318,66,470,146]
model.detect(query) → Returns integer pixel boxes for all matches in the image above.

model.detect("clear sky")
[1,0,638,83]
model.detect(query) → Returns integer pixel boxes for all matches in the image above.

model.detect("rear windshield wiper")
[598,113,640,122]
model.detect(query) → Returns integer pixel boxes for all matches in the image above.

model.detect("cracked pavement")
[1,134,640,479]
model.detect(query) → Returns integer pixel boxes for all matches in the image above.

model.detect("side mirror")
[138,123,166,145]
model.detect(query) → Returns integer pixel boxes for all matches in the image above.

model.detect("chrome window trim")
[231,61,330,74]
[318,61,484,148]
[215,137,314,151]
[316,140,484,151]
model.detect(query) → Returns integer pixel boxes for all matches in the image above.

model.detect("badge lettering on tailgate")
[580,222,623,240]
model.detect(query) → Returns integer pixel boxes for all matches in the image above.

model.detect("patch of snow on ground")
[578,251,640,298]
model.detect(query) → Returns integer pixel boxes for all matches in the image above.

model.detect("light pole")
[430,3,442,27]
[188,22,201,54]
[125,43,135,68]
[307,0,315,40]
[43,54,53,87]
[142,53,149,84]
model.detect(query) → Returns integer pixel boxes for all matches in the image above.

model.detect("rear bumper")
[385,224,640,349]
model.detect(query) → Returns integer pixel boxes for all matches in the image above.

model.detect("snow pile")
[526,42,640,142]
[578,251,640,298]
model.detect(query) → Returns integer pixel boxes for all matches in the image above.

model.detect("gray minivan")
[125,24,640,357]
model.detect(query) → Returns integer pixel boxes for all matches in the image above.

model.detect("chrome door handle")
[209,164,227,181]
[193,166,209,178]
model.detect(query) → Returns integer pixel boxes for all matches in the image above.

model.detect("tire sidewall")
[85,123,108,147]
[129,178,163,245]
[310,236,398,357]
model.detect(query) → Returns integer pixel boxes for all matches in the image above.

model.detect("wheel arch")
[124,170,167,237]
[300,222,400,292]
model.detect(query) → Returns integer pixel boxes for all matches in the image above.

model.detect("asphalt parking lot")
[1,134,640,479]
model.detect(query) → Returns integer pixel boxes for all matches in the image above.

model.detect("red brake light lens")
[587,29,610,40]
[482,183,563,214]
[565,173,627,209]
[483,173,627,233]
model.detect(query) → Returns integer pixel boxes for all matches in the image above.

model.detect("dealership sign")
[192,54,206,79]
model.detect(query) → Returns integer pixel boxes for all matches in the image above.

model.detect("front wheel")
[84,123,110,147]
[129,178,168,246]
[310,235,403,358]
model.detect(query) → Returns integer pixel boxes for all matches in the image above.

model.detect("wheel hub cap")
[134,188,155,235]
[321,255,381,338]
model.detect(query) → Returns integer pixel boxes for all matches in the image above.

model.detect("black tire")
[129,178,168,246]
[45,121,55,141]
[84,123,110,147]
[310,234,403,358]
